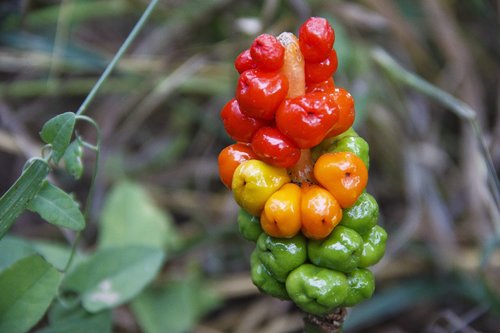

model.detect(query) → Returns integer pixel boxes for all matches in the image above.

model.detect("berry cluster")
[218,17,387,315]
[221,18,354,169]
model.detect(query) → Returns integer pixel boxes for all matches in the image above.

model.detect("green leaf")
[38,302,111,333]
[131,273,220,333]
[63,140,84,180]
[40,112,76,162]
[0,158,50,239]
[62,246,165,312]
[0,255,62,333]
[28,182,85,231]
[0,237,36,272]
[99,181,178,250]
[0,236,85,272]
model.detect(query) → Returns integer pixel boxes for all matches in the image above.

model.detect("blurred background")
[0,0,499,332]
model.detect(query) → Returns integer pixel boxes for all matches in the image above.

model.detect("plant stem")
[371,47,475,120]
[63,116,101,273]
[303,308,347,333]
[62,0,160,267]
[278,32,305,99]
[278,32,316,184]
[74,116,102,221]
[289,149,315,184]
[75,0,161,116]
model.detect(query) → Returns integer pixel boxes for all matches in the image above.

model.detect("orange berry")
[260,183,302,238]
[313,152,368,208]
[218,143,256,188]
[326,87,355,138]
[300,184,342,239]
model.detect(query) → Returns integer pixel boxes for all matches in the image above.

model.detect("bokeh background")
[1,0,499,332]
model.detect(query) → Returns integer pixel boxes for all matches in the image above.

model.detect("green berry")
[286,264,348,315]
[339,192,379,236]
[256,233,307,282]
[237,209,262,242]
[343,268,375,307]
[308,226,363,273]
[250,251,289,300]
[329,135,369,169]
[359,225,387,268]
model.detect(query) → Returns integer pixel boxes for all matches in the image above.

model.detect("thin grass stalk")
[371,47,500,234]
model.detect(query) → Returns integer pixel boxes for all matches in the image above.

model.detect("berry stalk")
[303,308,347,333]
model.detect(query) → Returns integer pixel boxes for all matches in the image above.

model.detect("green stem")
[62,231,81,273]
[61,1,160,268]
[75,116,102,219]
[371,47,500,232]
[75,0,161,116]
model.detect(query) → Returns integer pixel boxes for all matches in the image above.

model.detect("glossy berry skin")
[299,17,335,63]
[314,152,368,208]
[256,233,307,283]
[235,49,257,74]
[232,159,290,216]
[300,184,343,240]
[220,98,269,143]
[238,209,263,242]
[305,49,338,83]
[359,225,387,268]
[276,92,338,148]
[236,69,289,120]
[339,192,378,236]
[326,87,355,138]
[250,34,285,72]
[308,226,363,273]
[251,250,290,300]
[343,268,375,307]
[251,127,300,168]
[286,264,348,315]
[218,143,256,188]
[306,78,335,94]
[260,183,302,238]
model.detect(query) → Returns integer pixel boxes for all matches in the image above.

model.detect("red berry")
[236,69,288,120]
[250,34,285,71]
[305,49,338,83]
[235,49,257,74]
[251,127,300,168]
[299,17,335,63]
[220,98,269,143]
[276,93,338,148]
[326,87,355,138]
[306,78,335,94]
